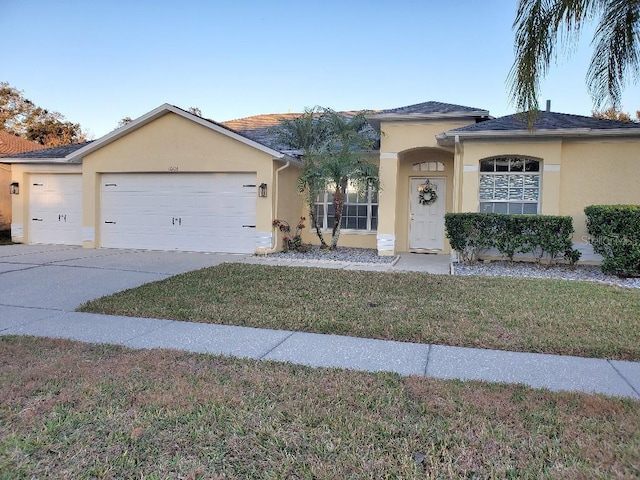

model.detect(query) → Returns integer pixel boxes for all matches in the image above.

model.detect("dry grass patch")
[79,263,640,360]
[0,336,638,479]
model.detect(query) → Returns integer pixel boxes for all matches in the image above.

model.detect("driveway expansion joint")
[608,359,640,398]
[423,344,432,376]
[259,331,296,360]
[122,318,178,343]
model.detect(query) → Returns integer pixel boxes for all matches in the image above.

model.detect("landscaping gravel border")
[453,261,640,289]
[261,247,640,289]
[263,247,398,265]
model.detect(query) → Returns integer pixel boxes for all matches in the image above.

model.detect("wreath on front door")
[417,180,438,205]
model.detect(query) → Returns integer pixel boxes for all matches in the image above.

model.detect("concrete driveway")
[0,244,246,311]
[1,244,639,399]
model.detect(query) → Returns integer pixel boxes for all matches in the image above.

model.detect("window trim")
[313,184,378,233]
[478,156,542,215]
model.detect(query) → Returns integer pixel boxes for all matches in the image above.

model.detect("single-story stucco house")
[2,101,639,261]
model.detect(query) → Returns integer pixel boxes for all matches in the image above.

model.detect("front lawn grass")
[1,336,638,479]
[79,263,640,360]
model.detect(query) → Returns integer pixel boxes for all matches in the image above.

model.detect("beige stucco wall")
[81,112,278,249]
[380,120,475,152]
[459,139,563,215]
[376,119,467,254]
[456,135,640,261]
[395,149,454,253]
[9,163,83,243]
[268,162,305,252]
[559,138,640,241]
[0,165,11,230]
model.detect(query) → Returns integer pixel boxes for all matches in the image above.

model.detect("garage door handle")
[104,221,117,224]
[242,225,256,228]
[32,218,43,221]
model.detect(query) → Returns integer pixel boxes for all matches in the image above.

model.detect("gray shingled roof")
[0,141,94,159]
[447,111,640,133]
[223,111,379,152]
[222,113,305,151]
[374,101,489,116]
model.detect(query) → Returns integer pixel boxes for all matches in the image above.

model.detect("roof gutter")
[0,157,69,164]
[437,127,640,145]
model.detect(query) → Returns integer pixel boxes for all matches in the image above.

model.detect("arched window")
[479,157,540,214]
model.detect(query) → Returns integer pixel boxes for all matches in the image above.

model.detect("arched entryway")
[397,148,454,253]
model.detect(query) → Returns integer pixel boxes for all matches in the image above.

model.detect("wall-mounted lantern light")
[10,182,19,195]
[258,182,268,198]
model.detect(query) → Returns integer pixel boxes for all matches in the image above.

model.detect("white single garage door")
[29,174,83,245]
[100,173,257,253]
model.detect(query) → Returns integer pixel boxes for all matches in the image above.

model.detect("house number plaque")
[168,166,179,172]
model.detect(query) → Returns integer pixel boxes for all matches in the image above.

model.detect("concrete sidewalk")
[0,245,638,400]
[2,307,639,400]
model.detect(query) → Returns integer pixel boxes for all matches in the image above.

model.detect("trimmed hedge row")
[585,205,640,277]
[445,213,581,265]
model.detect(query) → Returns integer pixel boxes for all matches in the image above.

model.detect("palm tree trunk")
[308,201,328,248]
[330,182,347,250]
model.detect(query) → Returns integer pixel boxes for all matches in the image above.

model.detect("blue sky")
[3,0,638,138]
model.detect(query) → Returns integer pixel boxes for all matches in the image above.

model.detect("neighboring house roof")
[437,111,640,144]
[0,131,46,155]
[0,141,93,163]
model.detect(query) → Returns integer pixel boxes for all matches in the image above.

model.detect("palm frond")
[508,0,614,118]
[587,0,640,109]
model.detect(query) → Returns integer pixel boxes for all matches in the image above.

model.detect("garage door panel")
[29,174,82,245]
[100,173,257,253]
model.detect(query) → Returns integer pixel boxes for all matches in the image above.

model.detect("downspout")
[262,158,291,254]
[453,135,461,213]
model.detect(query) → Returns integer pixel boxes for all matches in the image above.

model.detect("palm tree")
[274,108,379,250]
[509,0,640,115]
[273,107,332,246]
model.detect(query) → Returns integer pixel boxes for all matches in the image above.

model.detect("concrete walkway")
[1,245,638,399]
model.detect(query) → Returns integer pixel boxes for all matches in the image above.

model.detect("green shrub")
[492,215,530,262]
[584,205,640,277]
[445,213,580,266]
[444,213,496,263]
[527,216,578,264]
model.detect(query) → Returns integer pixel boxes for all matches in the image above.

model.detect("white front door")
[29,174,83,245]
[409,177,446,251]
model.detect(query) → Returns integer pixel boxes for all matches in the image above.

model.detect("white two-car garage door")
[100,173,257,253]
[29,174,83,245]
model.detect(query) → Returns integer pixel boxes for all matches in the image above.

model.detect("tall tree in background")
[509,0,640,115]
[274,107,379,250]
[592,106,640,121]
[0,82,86,146]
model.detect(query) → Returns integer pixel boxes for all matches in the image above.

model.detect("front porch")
[377,146,460,256]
